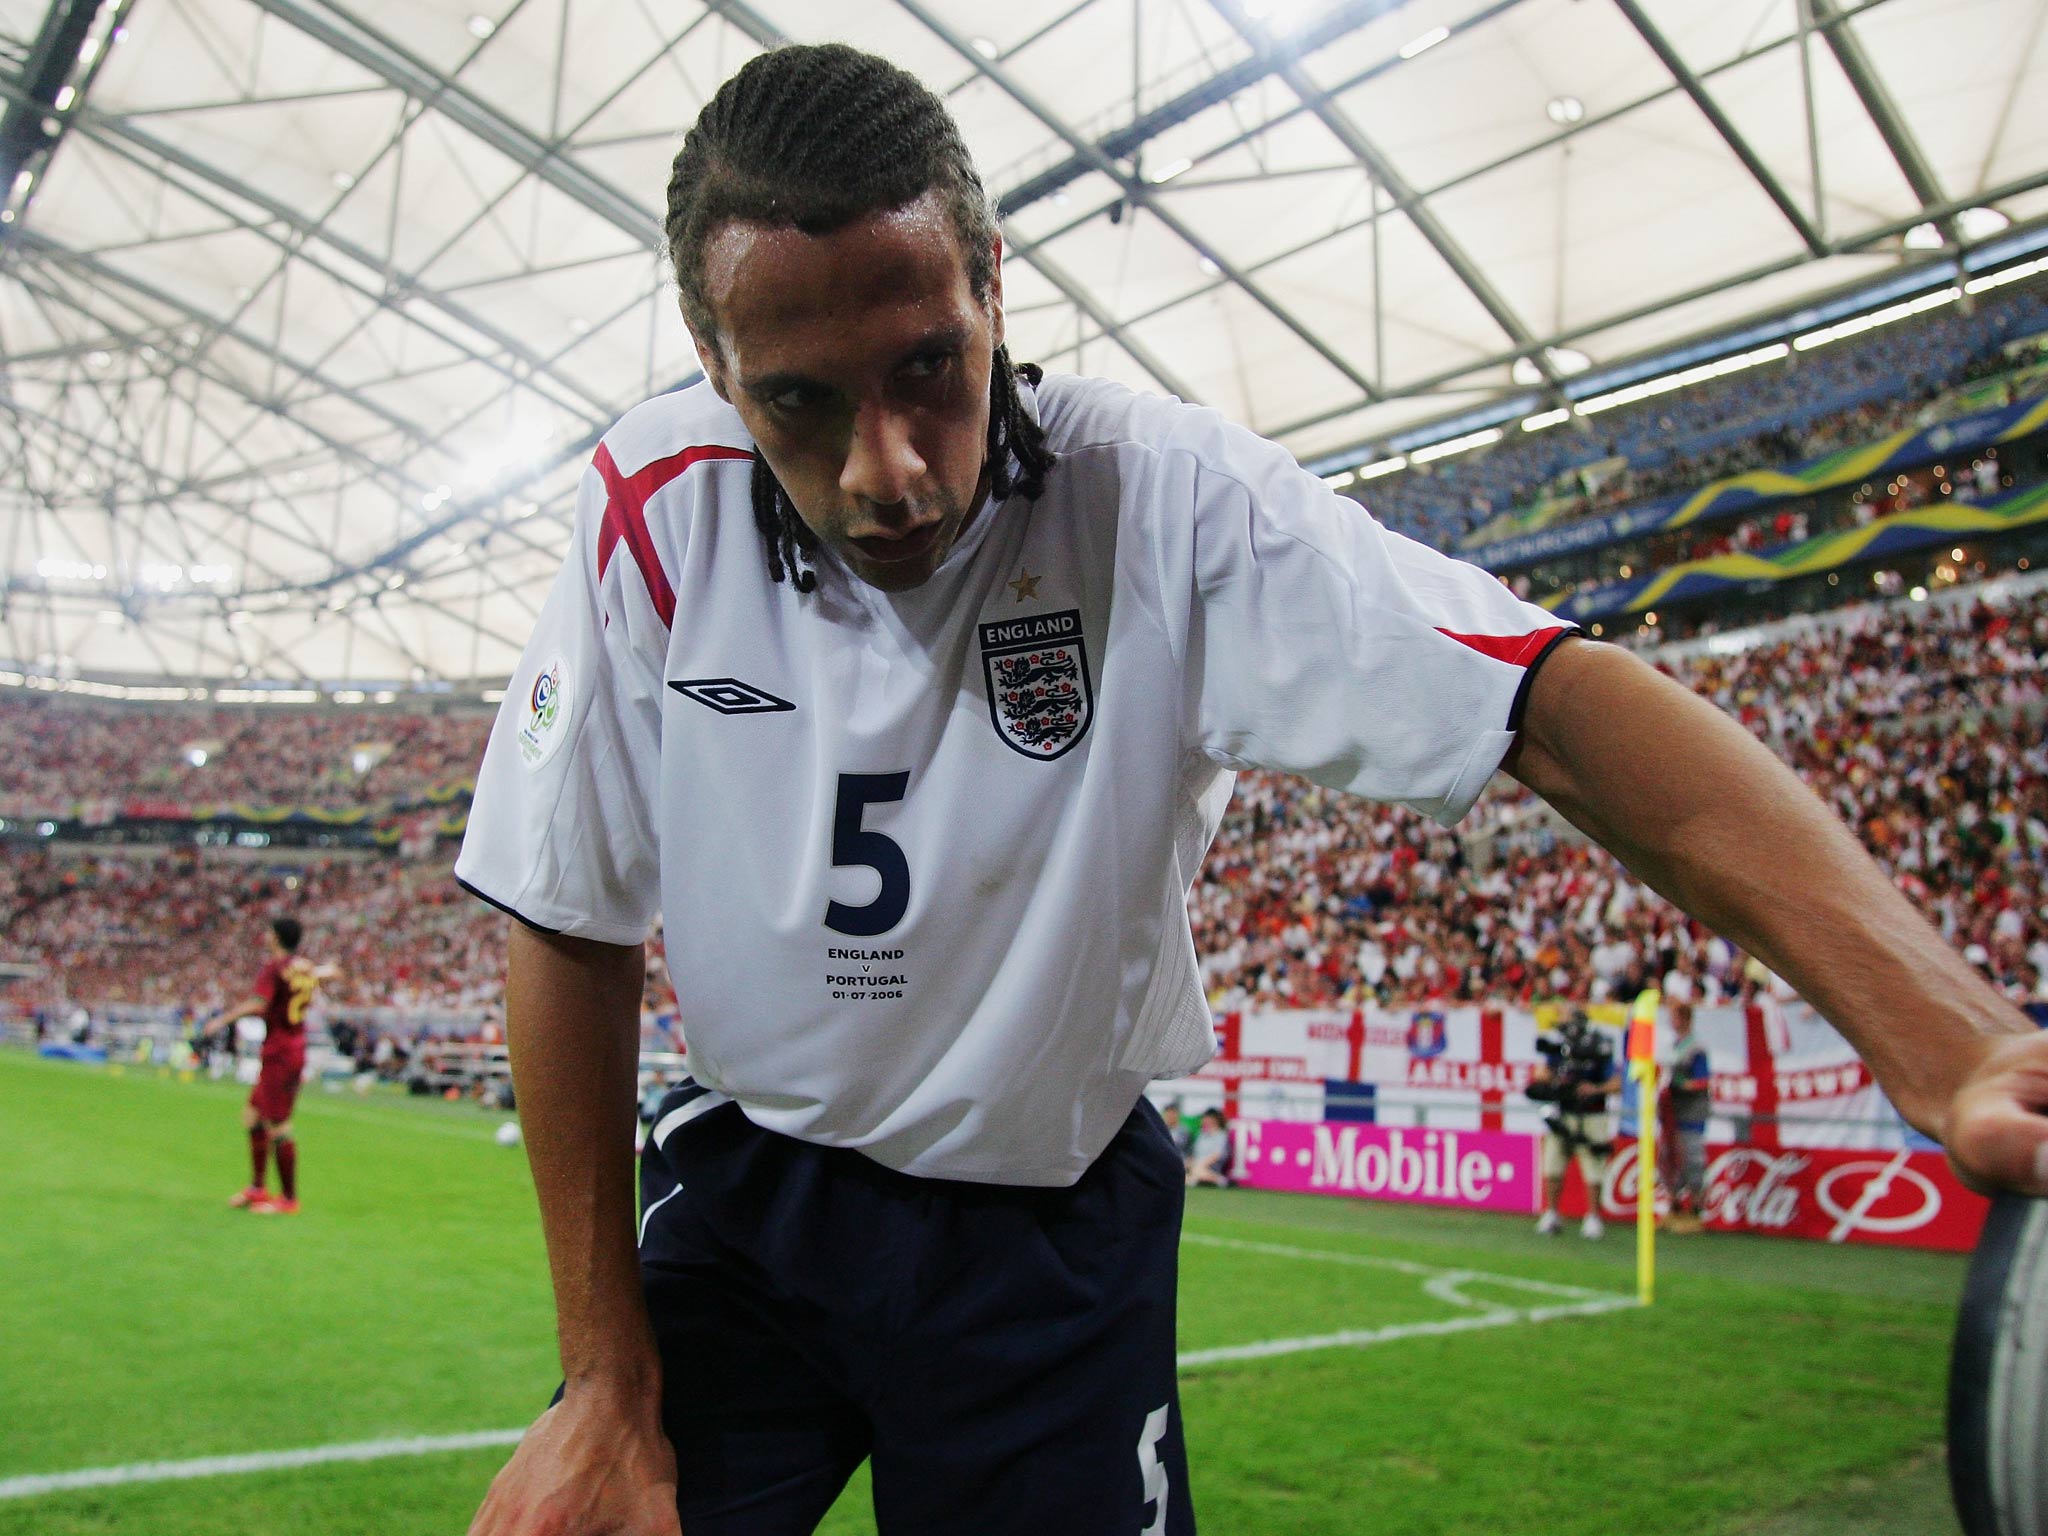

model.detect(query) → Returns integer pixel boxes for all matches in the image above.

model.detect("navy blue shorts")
[632,1080,1197,1535]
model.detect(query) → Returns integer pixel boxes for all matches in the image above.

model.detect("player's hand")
[467,1385,680,1536]
[1942,1031,2048,1198]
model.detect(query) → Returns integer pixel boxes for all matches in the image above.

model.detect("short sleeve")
[1151,410,1572,825]
[455,458,665,945]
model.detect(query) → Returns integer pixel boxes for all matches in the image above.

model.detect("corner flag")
[1628,987,1661,1306]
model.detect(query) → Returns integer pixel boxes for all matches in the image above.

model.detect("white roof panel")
[3,0,2044,685]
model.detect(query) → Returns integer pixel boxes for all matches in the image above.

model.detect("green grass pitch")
[1,1050,1966,1535]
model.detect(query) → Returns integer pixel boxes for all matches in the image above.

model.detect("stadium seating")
[1361,281,2048,549]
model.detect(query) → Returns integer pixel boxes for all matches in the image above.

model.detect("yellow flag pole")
[1627,988,1661,1307]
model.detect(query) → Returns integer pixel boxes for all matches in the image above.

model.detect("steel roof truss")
[896,0,1384,403]
[1808,0,1954,242]
[1611,0,1826,257]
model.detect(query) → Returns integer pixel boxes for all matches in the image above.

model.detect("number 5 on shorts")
[1138,1403,1171,1535]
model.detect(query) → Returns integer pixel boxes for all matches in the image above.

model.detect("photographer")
[1528,1011,1624,1239]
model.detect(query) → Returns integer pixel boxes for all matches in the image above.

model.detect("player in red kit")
[203,917,334,1214]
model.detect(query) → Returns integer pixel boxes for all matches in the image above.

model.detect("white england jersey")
[457,374,1571,1185]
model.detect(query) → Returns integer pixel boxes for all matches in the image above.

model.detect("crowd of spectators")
[0,851,499,1014]
[1362,280,2048,550]
[0,839,681,1036]
[0,700,490,818]
[1,587,2039,1034]
[1187,585,2048,1014]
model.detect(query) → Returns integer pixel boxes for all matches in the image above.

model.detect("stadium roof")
[3,0,2046,693]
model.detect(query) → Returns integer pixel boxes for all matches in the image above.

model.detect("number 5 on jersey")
[826,772,910,937]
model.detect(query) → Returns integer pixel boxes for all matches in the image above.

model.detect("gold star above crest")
[1008,569,1042,603]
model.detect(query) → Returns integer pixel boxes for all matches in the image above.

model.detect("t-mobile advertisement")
[1233,1120,1541,1214]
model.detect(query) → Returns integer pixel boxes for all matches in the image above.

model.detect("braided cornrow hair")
[664,43,1056,591]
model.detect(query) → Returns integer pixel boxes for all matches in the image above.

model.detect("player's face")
[696,191,1003,592]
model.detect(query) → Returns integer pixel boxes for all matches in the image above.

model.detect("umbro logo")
[668,677,795,714]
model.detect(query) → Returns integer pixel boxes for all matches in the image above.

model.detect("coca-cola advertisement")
[1560,1138,1990,1253]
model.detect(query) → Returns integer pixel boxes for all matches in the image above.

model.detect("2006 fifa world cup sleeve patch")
[515,655,574,771]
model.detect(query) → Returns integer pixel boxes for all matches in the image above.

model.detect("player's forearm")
[504,924,659,1399]
[1506,639,2031,1136]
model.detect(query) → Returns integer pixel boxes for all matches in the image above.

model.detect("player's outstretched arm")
[1504,637,2048,1196]
[201,997,266,1037]
[468,924,680,1536]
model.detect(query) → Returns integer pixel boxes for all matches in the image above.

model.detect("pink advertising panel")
[1233,1120,1540,1214]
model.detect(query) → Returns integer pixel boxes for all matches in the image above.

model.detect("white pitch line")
[0,1430,526,1502]
[1178,1230,1637,1369]
[1176,1294,1639,1370]
[1182,1231,1621,1302]
[2,1236,1638,1502]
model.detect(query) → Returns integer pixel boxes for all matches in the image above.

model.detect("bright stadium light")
[1793,288,1958,351]
[1356,455,1408,480]
[1577,342,1790,414]
[1512,347,1590,386]
[1958,206,2010,241]
[1966,254,2048,294]
[1400,25,1448,59]
[1410,427,1502,464]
